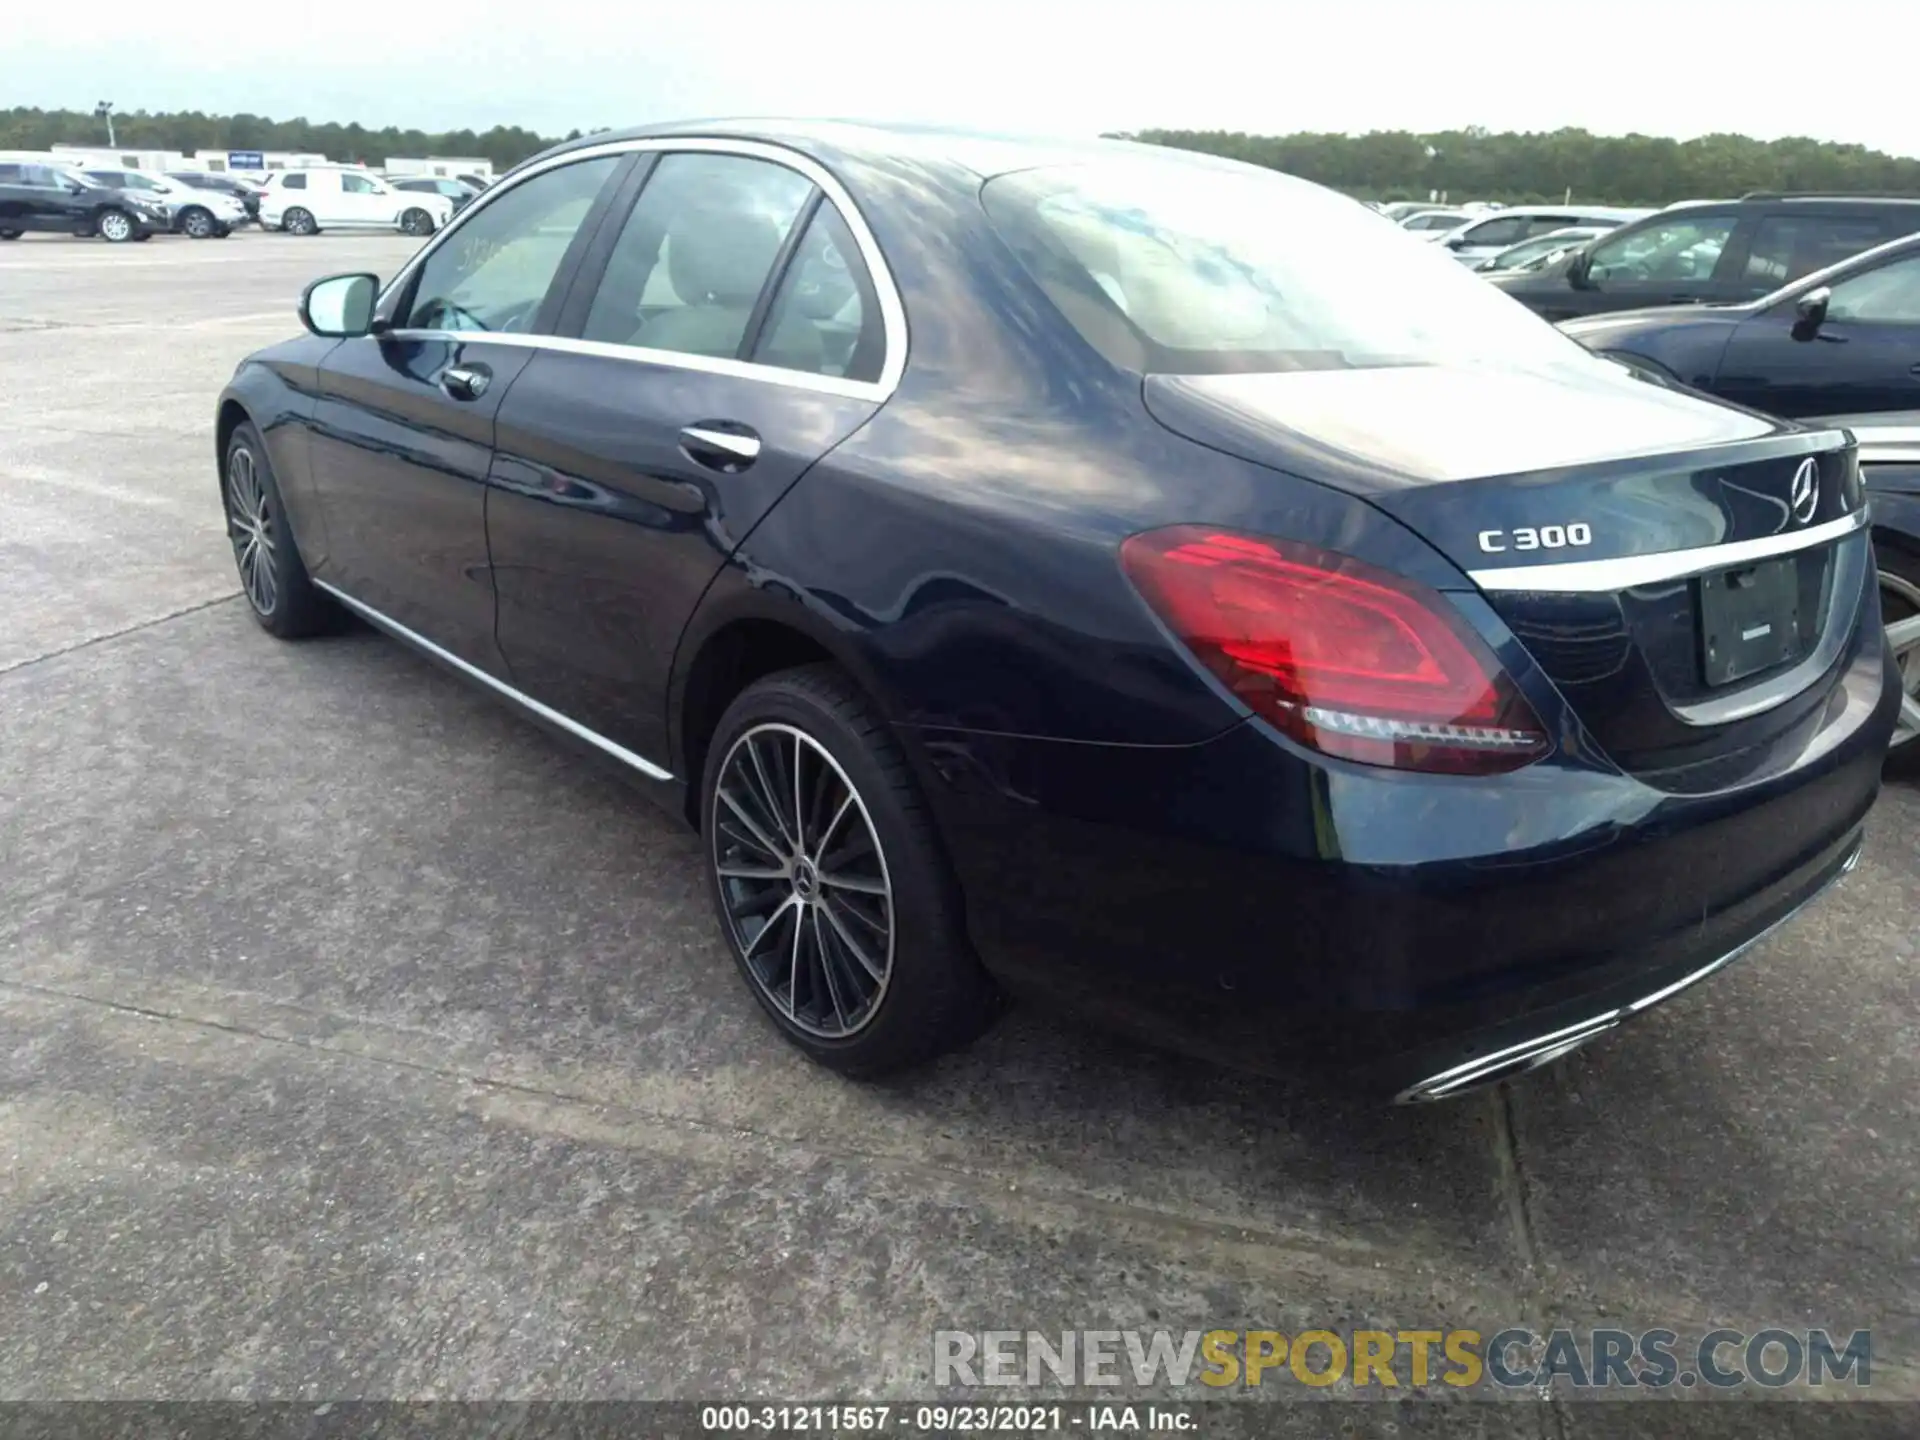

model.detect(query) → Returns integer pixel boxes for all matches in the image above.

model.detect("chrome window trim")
[313,580,675,783]
[1467,507,1869,593]
[374,136,907,403]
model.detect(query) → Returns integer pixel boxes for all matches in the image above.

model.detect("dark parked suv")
[0,161,164,242]
[1493,194,1920,322]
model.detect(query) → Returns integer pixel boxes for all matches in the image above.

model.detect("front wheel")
[1878,540,1920,767]
[96,208,136,243]
[702,665,998,1076]
[0,230,21,241]
[180,206,216,239]
[400,207,435,237]
[222,422,335,639]
[282,207,317,236]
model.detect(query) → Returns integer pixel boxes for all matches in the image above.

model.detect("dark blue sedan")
[213,123,1901,1101]
[1560,229,1920,418]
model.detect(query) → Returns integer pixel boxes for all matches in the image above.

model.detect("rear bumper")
[914,624,1897,1092]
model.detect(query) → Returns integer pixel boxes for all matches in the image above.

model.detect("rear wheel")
[701,665,998,1076]
[96,208,136,243]
[0,230,21,240]
[400,207,435,236]
[282,207,317,236]
[179,206,216,239]
[1878,540,1920,767]
[222,421,335,639]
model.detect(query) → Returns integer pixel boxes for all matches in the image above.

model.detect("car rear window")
[981,160,1584,376]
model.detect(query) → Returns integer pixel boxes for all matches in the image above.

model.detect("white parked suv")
[258,166,454,237]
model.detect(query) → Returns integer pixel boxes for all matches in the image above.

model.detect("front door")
[1717,251,1920,418]
[304,152,627,669]
[486,149,892,766]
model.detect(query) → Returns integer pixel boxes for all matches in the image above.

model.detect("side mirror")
[1445,234,1467,249]
[300,272,379,338]
[1792,286,1830,339]
[1567,251,1594,288]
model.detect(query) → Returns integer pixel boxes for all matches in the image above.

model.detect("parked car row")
[0,155,480,242]
[212,123,1903,1101]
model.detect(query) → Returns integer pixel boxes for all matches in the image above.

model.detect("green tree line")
[0,106,577,170]
[1117,126,1920,206]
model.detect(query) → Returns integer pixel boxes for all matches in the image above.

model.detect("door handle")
[680,423,762,471]
[440,363,491,400]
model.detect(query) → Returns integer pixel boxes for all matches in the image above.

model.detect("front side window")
[751,202,884,382]
[1825,253,1920,323]
[982,161,1584,375]
[402,155,619,333]
[341,173,378,195]
[1743,215,1888,285]
[580,153,814,356]
[1586,215,1736,285]
[280,172,307,191]
[1459,215,1530,247]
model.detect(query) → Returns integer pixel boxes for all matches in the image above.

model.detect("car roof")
[535,118,1242,182]
[1662,194,1920,213]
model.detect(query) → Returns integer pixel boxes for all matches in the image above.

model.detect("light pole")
[94,101,116,148]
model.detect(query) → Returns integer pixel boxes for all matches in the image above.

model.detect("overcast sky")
[9,1,1917,156]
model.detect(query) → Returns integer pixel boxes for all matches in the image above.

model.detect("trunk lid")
[1144,363,1869,789]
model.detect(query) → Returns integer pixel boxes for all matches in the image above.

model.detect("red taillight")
[1121,527,1549,775]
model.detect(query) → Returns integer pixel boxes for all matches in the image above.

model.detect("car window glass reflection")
[1826,254,1920,323]
[404,156,619,334]
[1587,216,1735,284]
[749,202,885,382]
[580,153,813,357]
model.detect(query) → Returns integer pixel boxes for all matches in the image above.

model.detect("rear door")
[1716,247,1920,417]
[303,153,628,668]
[485,144,894,767]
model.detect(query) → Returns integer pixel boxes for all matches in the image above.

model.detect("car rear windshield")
[981,160,1584,376]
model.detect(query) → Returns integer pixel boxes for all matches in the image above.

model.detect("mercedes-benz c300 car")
[213,123,1901,1101]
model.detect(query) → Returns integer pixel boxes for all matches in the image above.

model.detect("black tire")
[179,206,216,239]
[96,208,137,243]
[1877,535,1920,774]
[221,421,335,639]
[400,207,436,237]
[283,207,317,236]
[132,232,153,242]
[0,230,21,240]
[701,664,998,1076]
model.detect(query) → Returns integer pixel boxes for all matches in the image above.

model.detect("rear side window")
[578,153,813,356]
[982,161,1579,375]
[1743,215,1889,285]
[751,202,885,383]
[281,172,307,191]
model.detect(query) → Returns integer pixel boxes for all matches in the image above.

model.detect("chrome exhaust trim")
[1394,840,1863,1104]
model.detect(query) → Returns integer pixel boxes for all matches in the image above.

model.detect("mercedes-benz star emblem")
[1790,457,1820,524]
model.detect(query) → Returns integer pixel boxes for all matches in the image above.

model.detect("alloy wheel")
[402,208,433,236]
[710,723,894,1038]
[226,446,278,617]
[99,211,132,242]
[183,209,213,238]
[1882,569,1920,750]
[285,209,315,236]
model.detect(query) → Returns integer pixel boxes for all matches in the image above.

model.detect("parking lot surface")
[1,231,1916,1422]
